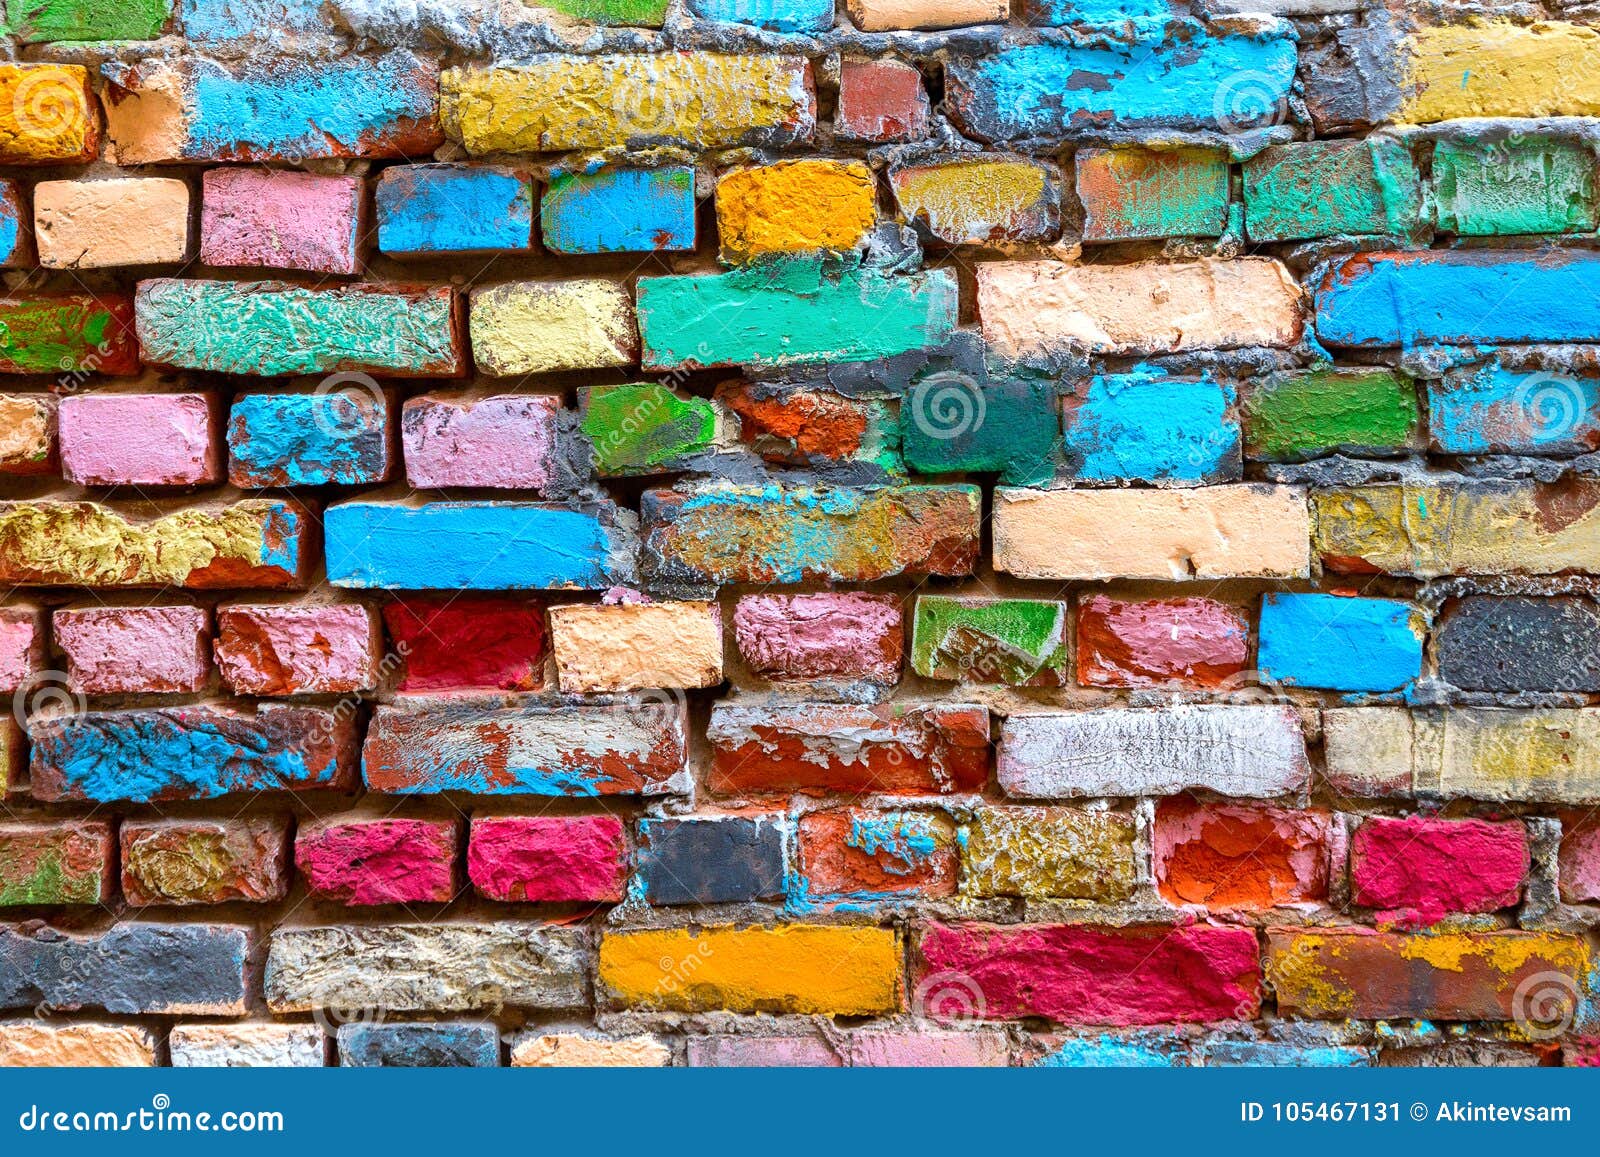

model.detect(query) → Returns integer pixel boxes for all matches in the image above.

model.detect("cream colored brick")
[976,258,1303,358]
[0,1022,154,1067]
[993,484,1310,580]
[847,0,1007,30]
[510,1033,671,1067]
[34,178,190,269]
[468,279,637,376]
[550,601,723,693]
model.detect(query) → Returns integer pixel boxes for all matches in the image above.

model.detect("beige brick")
[1324,707,1600,803]
[549,601,723,693]
[34,178,189,268]
[510,1033,671,1067]
[0,1022,154,1067]
[976,258,1303,358]
[468,280,637,376]
[993,484,1309,580]
[847,0,1007,32]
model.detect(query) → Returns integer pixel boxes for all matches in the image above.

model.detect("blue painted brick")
[376,164,534,256]
[228,390,391,487]
[1063,368,1240,485]
[338,1022,500,1067]
[0,179,25,267]
[637,816,786,905]
[324,501,636,590]
[1257,593,1424,692]
[1198,1042,1370,1067]
[688,0,832,31]
[540,167,696,255]
[1429,362,1600,455]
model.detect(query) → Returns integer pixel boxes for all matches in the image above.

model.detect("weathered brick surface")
[5,2,1600,1070]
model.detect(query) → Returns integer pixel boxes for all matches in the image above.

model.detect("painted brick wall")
[0,0,1598,1070]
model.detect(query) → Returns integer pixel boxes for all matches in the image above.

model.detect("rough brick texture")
[3,4,1599,1073]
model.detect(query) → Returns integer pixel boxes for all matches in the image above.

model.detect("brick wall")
[0,0,1597,1069]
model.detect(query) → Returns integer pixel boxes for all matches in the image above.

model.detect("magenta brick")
[732,592,903,683]
[401,393,560,491]
[0,605,41,693]
[1560,817,1600,904]
[54,605,209,694]
[200,168,363,276]
[836,58,929,143]
[467,815,626,903]
[687,1035,842,1067]
[58,393,218,487]
[295,818,459,906]
[850,1030,1008,1066]
[1350,815,1528,923]
[121,818,290,906]
[917,922,1260,1025]
[214,603,379,696]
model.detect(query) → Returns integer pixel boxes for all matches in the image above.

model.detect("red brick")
[917,922,1261,1025]
[295,818,458,906]
[796,808,957,901]
[0,820,113,905]
[382,596,546,693]
[467,815,627,903]
[1267,929,1589,1021]
[1076,594,1248,689]
[708,702,989,795]
[1559,815,1600,904]
[836,58,929,143]
[1153,800,1335,911]
[1351,815,1527,922]
[120,818,289,905]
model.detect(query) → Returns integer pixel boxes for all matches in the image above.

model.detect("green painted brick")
[1076,147,1229,242]
[911,595,1069,686]
[1433,137,1597,236]
[580,383,723,474]
[1244,139,1423,242]
[5,0,169,40]
[544,0,668,23]
[1242,368,1419,462]
[636,258,959,370]
[0,822,111,905]
[901,377,1058,484]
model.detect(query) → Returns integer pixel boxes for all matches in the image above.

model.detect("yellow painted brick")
[716,160,878,263]
[1312,481,1600,577]
[468,279,637,377]
[442,55,815,153]
[1403,22,1600,123]
[599,924,901,1014]
[0,64,97,164]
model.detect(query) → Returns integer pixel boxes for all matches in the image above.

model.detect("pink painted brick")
[200,168,363,276]
[53,605,209,694]
[214,603,380,696]
[849,1030,1009,1066]
[58,393,218,487]
[1558,816,1600,904]
[467,814,627,903]
[1077,594,1249,689]
[401,393,560,491]
[0,605,42,693]
[295,818,458,906]
[686,1035,842,1067]
[732,592,903,683]
[1351,815,1528,923]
